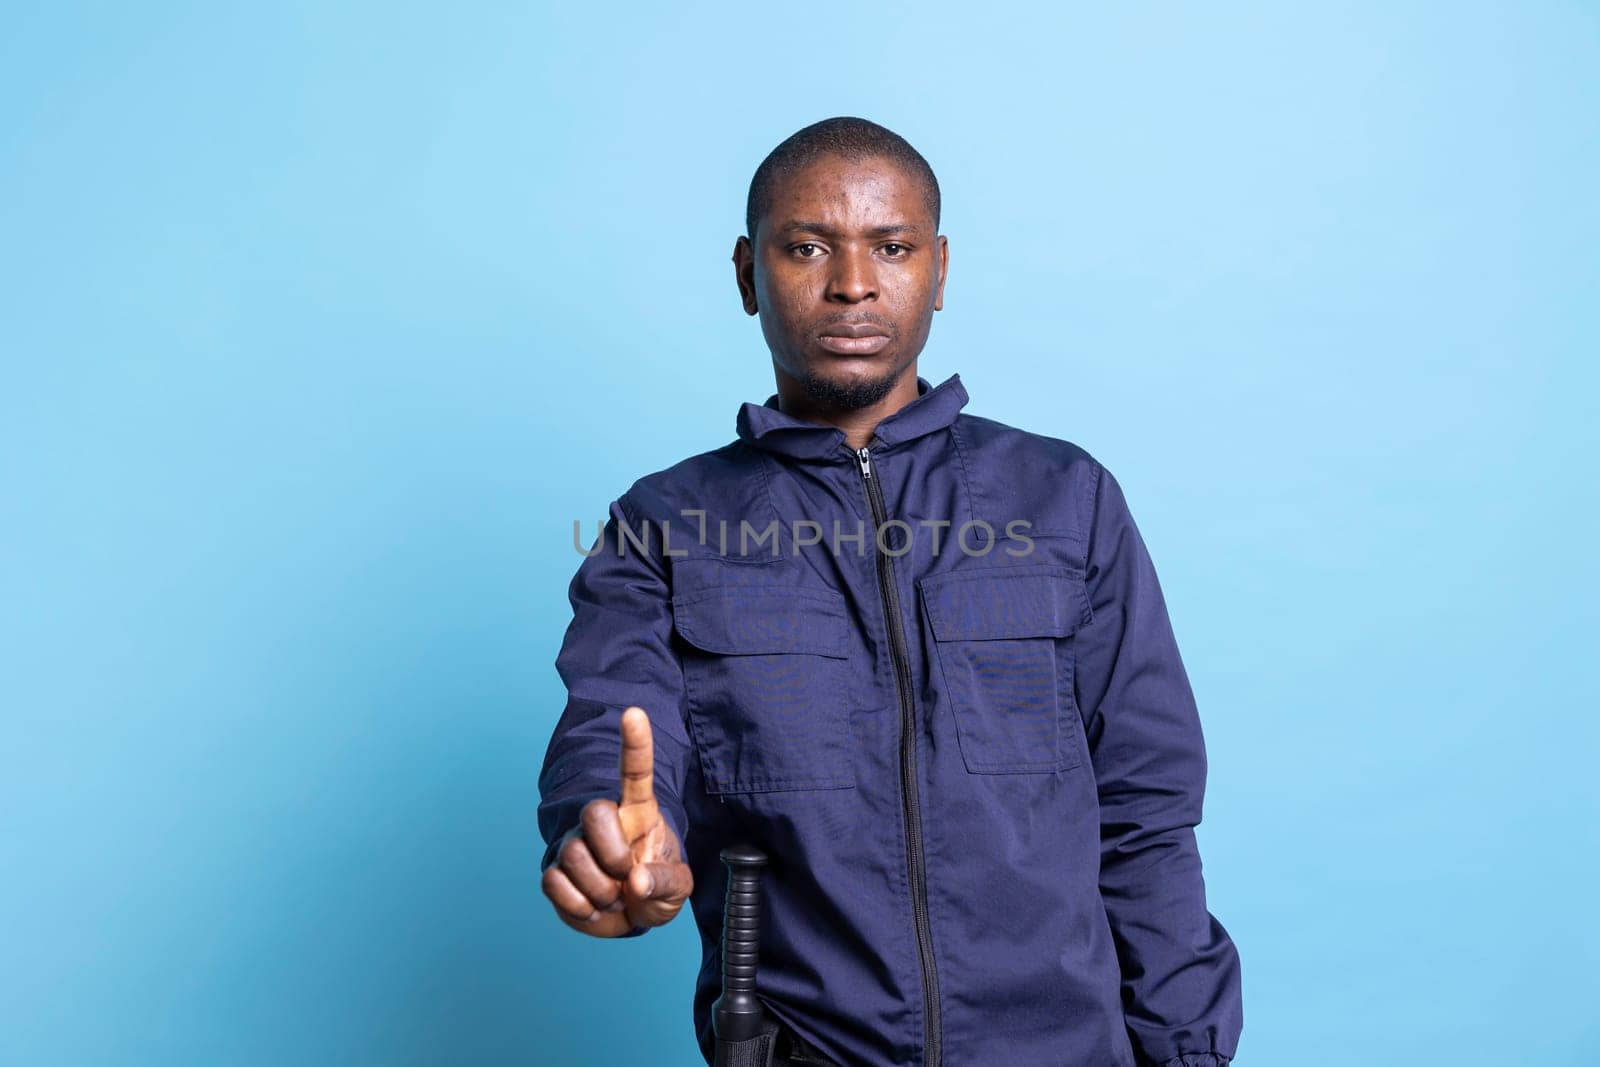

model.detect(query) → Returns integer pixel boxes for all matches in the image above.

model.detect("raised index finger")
[618,706,658,814]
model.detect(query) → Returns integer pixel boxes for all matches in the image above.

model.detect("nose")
[825,244,878,304]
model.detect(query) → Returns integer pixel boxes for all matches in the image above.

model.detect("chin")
[799,356,904,410]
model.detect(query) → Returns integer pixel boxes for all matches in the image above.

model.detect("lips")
[818,334,892,355]
[818,321,892,356]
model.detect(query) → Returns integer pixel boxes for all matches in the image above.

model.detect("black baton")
[712,843,776,1067]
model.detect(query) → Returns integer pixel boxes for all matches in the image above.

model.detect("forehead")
[763,153,932,234]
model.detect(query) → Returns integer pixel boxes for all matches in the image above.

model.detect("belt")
[715,1014,842,1067]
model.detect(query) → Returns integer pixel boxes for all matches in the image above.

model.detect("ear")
[733,235,759,316]
[933,235,949,312]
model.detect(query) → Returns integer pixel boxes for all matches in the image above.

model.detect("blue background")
[4,3,1597,1064]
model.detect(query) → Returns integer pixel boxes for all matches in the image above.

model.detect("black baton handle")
[712,843,770,1044]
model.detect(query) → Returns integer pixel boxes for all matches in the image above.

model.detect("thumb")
[625,859,694,928]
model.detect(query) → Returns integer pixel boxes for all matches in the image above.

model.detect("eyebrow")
[776,220,924,239]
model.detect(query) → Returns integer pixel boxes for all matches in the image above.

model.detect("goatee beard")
[797,363,903,411]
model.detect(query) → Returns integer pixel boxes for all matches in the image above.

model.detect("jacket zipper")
[854,443,942,1067]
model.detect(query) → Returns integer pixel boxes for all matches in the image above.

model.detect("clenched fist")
[541,705,693,937]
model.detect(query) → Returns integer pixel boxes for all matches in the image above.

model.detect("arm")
[537,491,694,938]
[1075,462,1244,1066]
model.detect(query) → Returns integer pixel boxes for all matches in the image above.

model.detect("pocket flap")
[672,588,850,658]
[919,565,1093,642]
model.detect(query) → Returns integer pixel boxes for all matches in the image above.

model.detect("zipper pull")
[856,445,872,480]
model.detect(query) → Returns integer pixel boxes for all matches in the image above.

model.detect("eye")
[790,242,825,259]
[880,243,910,258]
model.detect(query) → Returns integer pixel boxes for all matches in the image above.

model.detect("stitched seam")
[921,567,1087,640]
[950,416,978,529]
[704,775,855,794]
[615,492,697,752]
[1085,458,1104,576]
[921,563,1080,587]
[672,596,848,657]
[679,636,718,788]
[541,756,588,792]
[674,628,847,658]
[751,448,790,559]
[617,491,642,537]
[921,590,973,773]
[1056,635,1082,772]
[1075,452,1098,551]
[670,551,782,566]
[672,587,846,608]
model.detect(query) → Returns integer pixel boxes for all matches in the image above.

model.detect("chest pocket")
[672,585,855,795]
[918,564,1093,775]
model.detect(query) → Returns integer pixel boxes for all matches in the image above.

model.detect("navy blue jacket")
[538,372,1243,1066]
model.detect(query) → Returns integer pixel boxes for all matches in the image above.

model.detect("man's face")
[734,154,948,410]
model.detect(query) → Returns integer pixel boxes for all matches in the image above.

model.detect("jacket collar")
[735,371,969,461]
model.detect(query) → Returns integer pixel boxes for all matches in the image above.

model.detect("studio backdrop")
[3,3,1597,1065]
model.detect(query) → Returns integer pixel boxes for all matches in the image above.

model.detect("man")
[538,117,1243,1067]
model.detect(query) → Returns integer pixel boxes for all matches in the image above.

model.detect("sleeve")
[536,490,694,939]
[1074,462,1244,1066]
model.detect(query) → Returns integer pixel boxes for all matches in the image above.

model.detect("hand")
[541,706,693,938]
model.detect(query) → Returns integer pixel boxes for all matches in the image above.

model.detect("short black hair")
[745,116,941,240]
